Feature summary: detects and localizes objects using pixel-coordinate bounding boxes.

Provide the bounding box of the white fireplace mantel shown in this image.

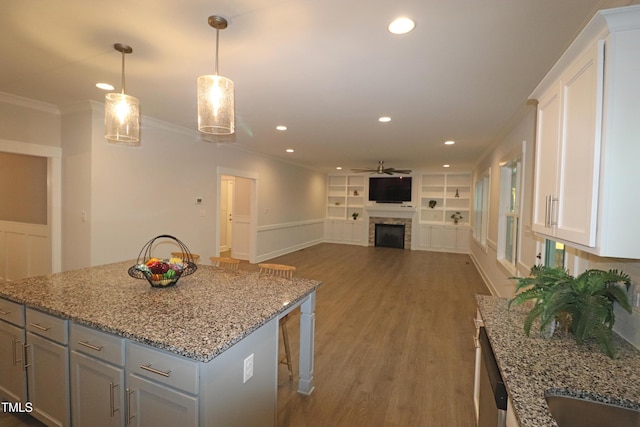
[365,204,417,219]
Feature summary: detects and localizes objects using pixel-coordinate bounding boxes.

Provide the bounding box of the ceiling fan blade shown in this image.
[351,168,376,173]
[393,169,412,174]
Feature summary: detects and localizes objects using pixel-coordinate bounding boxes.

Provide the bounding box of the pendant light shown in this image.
[197,15,235,135]
[105,43,140,145]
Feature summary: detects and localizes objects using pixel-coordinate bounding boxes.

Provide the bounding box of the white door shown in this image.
[219,178,234,253]
[231,177,251,260]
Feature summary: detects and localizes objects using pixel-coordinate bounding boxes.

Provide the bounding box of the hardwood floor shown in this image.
[268,243,490,426]
[0,243,490,427]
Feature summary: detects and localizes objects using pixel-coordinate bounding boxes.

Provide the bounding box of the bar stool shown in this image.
[258,263,296,381]
[171,252,200,263]
[209,256,241,270]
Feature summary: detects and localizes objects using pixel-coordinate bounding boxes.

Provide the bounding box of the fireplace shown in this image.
[368,216,412,249]
[375,224,405,249]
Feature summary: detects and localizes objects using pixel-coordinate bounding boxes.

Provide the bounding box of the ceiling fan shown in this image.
[351,161,412,175]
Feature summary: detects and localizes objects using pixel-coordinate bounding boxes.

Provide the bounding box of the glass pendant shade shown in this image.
[197,74,235,135]
[105,92,140,145]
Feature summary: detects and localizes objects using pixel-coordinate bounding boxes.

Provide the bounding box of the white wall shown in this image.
[470,106,538,297]
[1,94,326,273]
[58,102,326,267]
[471,104,640,349]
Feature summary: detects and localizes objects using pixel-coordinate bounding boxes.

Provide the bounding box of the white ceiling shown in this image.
[0,0,636,173]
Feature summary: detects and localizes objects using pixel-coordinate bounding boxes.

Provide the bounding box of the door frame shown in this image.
[215,167,258,264]
[0,139,62,273]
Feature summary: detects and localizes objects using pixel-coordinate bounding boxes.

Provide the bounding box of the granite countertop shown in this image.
[0,261,321,363]
[476,295,640,427]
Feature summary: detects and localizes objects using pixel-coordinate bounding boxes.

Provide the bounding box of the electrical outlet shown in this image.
[243,354,254,383]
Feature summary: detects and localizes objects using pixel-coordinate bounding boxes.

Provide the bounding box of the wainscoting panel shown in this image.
[257,219,324,263]
[0,221,51,281]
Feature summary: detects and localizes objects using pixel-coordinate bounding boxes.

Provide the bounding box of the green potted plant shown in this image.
[352,212,359,220]
[509,265,632,358]
[451,211,463,224]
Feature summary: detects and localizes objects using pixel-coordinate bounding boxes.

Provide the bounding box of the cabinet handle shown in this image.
[11,338,23,365]
[29,322,51,332]
[0,309,10,316]
[110,382,120,417]
[78,341,103,352]
[140,363,172,377]
[23,344,32,369]
[544,195,551,227]
[126,388,135,425]
[550,197,559,226]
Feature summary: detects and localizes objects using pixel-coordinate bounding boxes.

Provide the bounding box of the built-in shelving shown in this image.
[420,172,471,225]
[327,174,365,220]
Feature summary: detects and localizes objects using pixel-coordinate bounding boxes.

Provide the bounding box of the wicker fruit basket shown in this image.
[128,235,197,287]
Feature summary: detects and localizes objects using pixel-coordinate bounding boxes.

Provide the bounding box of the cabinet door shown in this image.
[532,83,562,235]
[0,321,27,403]
[71,351,124,427]
[26,331,70,427]
[126,373,198,427]
[555,41,604,247]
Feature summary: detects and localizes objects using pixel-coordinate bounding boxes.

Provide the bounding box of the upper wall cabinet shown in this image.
[530,5,640,259]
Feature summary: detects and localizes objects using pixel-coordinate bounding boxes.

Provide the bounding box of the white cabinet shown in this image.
[0,317,27,404]
[25,308,70,427]
[532,41,603,247]
[125,341,199,426]
[531,5,640,258]
[418,224,470,253]
[70,323,125,427]
[324,219,366,245]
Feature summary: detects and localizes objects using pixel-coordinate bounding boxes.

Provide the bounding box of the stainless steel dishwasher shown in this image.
[478,326,508,427]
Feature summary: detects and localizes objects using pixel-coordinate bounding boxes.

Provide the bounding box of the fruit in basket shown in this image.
[147,260,169,274]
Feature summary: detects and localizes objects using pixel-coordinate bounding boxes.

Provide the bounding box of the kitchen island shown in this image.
[476,295,640,427]
[0,261,321,427]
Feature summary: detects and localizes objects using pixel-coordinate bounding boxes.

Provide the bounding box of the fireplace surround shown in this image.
[368,216,412,249]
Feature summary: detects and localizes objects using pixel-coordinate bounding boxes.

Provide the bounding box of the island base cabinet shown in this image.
[0,320,27,404]
[25,331,70,427]
[126,374,198,427]
[71,351,125,427]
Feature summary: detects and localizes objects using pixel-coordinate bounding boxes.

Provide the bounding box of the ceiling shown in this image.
[0,0,635,173]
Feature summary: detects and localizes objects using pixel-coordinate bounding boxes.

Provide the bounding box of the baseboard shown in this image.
[468,251,501,297]
[256,239,324,263]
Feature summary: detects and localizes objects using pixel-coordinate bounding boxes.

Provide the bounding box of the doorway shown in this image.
[216,168,257,263]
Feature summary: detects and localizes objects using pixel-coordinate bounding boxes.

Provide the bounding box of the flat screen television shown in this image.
[368,177,412,203]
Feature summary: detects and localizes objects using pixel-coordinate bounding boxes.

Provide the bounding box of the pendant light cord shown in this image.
[214,27,220,76]
[121,50,126,95]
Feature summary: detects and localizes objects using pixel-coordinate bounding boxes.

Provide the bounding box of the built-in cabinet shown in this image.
[325,172,471,252]
[531,5,640,258]
[0,296,280,427]
[419,173,471,226]
[0,298,27,404]
[418,172,471,253]
[70,323,125,427]
[0,305,72,427]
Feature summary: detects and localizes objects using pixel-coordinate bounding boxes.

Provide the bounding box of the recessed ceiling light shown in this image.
[286,148,294,153]
[96,83,114,91]
[378,116,391,123]
[444,140,455,145]
[443,164,450,168]
[336,166,342,170]
[276,125,287,131]
[388,17,415,35]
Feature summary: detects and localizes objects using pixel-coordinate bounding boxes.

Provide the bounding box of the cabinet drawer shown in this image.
[26,308,68,345]
[126,341,199,394]
[0,298,25,327]
[70,322,125,366]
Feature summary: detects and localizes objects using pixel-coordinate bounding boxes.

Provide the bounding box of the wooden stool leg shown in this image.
[280,321,294,381]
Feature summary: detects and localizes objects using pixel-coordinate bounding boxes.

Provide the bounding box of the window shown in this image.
[498,158,522,273]
[473,169,490,250]
[544,239,566,269]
